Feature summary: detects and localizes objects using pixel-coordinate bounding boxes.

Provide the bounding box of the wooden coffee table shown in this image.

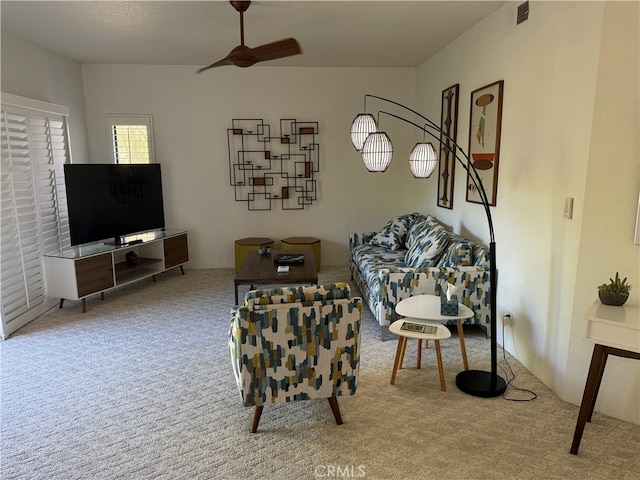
[234,249,318,304]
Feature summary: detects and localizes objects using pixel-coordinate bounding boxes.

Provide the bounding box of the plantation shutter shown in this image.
[0,93,71,339]
[106,115,154,164]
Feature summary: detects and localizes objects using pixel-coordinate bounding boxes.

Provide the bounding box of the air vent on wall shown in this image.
[517,1,529,25]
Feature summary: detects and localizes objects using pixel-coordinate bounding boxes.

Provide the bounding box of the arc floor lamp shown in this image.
[350,94,506,398]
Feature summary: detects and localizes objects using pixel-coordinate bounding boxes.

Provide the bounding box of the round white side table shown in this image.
[395,294,474,371]
[389,319,451,391]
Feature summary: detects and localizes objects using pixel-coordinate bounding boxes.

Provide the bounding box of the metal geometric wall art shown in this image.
[227,118,320,210]
[437,84,460,209]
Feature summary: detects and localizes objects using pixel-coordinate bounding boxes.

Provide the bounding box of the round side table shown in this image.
[389,319,452,391]
[395,295,474,371]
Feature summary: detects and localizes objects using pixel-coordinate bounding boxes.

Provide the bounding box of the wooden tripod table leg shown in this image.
[435,340,446,391]
[390,336,407,385]
[398,336,407,370]
[456,319,469,370]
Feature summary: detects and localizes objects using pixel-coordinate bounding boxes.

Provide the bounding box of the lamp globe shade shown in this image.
[408,142,437,178]
[350,114,377,151]
[362,132,393,172]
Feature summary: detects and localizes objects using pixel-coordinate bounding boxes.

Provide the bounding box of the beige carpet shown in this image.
[1,266,638,480]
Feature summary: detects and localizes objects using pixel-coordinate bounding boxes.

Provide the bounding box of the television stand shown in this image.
[44,230,189,312]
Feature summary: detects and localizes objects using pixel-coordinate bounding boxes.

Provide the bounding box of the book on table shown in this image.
[274,254,305,265]
[400,322,438,335]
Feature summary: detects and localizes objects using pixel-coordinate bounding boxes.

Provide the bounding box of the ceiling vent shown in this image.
[517,1,530,25]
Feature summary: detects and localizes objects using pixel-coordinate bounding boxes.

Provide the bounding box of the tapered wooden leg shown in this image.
[435,340,446,391]
[456,319,469,370]
[570,345,639,454]
[327,397,343,425]
[101,292,105,301]
[571,345,606,453]
[81,298,86,313]
[59,298,64,309]
[417,339,422,369]
[391,336,406,385]
[250,405,263,433]
[398,336,407,370]
[586,349,609,423]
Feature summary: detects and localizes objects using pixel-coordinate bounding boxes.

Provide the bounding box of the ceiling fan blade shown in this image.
[249,38,302,63]
[196,57,233,74]
[197,2,302,73]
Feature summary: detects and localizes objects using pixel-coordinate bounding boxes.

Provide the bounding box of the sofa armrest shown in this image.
[377,266,491,326]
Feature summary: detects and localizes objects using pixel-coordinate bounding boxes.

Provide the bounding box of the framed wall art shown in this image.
[635,191,640,244]
[466,80,504,206]
[437,84,459,209]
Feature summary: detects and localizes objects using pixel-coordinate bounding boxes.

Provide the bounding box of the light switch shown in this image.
[563,197,574,220]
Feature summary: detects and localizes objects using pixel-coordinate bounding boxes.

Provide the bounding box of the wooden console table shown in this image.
[570,300,639,455]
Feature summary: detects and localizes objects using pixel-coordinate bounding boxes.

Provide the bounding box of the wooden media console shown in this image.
[44,230,188,312]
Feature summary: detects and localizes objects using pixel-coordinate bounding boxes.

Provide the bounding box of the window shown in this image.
[1,93,71,338]
[106,115,154,164]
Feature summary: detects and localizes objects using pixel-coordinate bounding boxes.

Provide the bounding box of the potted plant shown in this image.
[598,272,632,306]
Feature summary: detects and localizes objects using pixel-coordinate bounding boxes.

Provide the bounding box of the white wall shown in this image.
[81,65,423,268]
[565,1,640,424]
[415,1,639,424]
[1,30,89,163]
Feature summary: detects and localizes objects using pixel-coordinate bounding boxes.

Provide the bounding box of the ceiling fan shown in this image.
[196,1,302,73]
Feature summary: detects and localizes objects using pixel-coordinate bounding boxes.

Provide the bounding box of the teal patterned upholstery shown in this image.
[370,212,422,250]
[350,214,491,339]
[243,283,352,307]
[404,221,451,268]
[473,244,491,267]
[440,233,474,267]
[229,283,363,431]
[404,214,433,248]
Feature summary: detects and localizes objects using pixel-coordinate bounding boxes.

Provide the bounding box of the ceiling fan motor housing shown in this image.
[230,1,251,13]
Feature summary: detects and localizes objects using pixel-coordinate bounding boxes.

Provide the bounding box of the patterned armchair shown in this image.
[228,283,363,433]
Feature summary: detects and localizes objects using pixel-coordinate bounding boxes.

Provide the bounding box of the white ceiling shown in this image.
[1,1,507,69]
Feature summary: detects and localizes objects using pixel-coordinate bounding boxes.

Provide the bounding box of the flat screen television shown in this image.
[64,163,165,246]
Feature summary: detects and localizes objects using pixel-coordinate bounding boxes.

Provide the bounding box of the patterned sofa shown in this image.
[349,212,491,340]
[229,283,363,432]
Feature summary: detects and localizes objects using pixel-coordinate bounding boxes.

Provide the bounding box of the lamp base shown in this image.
[456,370,507,398]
